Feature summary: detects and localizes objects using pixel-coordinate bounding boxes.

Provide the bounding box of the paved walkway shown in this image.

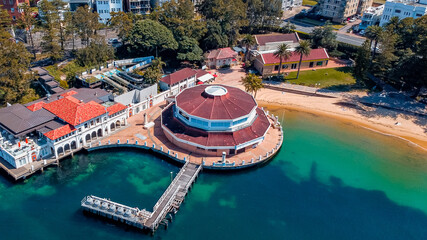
[96,102,282,167]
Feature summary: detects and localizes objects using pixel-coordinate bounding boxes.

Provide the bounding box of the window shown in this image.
[84,123,88,128]
[291,63,297,69]
[191,118,209,127]
[233,117,247,126]
[79,128,82,132]
[211,121,230,128]
[274,65,279,71]
[395,9,401,13]
[282,64,287,69]
[96,118,100,124]
[317,61,323,66]
[416,13,422,17]
[309,62,314,68]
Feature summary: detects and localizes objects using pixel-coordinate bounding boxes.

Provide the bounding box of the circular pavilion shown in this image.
[161,85,271,157]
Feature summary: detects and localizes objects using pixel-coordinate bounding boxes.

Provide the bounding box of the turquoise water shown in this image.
[1,108,427,239]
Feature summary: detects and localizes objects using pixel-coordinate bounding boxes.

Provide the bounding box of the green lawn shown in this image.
[296,17,324,26]
[373,0,386,4]
[284,67,356,89]
[303,0,318,6]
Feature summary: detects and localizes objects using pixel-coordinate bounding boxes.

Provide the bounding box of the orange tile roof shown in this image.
[44,124,76,140]
[27,101,46,111]
[43,96,107,126]
[107,103,127,116]
[206,48,238,60]
[61,90,78,97]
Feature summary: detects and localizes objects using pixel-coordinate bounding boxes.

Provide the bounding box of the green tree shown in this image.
[177,36,204,62]
[199,0,247,46]
[143,67,162,84]
[64,11,78,51]
[240,73,263,98]
[0,8,38,105]
[373,30,397,78]
[18,3,37,58]
[353,40,371,85]
[152,57,166,73]
[73,5,100,46]
[365,25,383,58]
[157,0,206,41]
[241,34,255,62]
[281,21,296,33]
[246,0,282,32]
[310,21,337,50]
[273,43,292,75]
[127,19,178,56]
[202,19,228,50]
[75,40,115,67]
[109,11,133,40]
[295,40,311,79]
[39,0,63,60]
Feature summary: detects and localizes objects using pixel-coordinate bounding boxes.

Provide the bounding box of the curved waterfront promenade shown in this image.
[87,102,283,170]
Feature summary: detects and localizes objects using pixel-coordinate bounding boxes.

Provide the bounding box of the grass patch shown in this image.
[284,67,356,89]
[373,0,386,4]
[332,24,346,30]
[45,61,87,88]
[303,0,318,6]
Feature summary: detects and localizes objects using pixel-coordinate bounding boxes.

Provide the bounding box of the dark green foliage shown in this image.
[353,40,371,85]
[310,21,338,51]
[127,19,178,56]
[337,42,360,59]
[177,37,204,62]
[75,41,115,67]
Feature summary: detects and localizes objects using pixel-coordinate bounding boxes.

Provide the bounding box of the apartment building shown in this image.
[96,0,122,23]
[358,5,384,30]
[282,0,302,10]
[317,0,373,22]
[379,0,427,26]
[123,0,150,14]
[1,0,29,21]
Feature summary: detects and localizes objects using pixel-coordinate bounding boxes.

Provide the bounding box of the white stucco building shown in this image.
[282,0,302,10]
[379,0,427,26]
[358,5,384,30]
[96,0,123,24]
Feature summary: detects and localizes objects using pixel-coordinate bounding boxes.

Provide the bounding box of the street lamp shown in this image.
[170,171,174,183]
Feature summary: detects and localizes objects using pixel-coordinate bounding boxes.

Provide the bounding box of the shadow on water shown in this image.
[244,160,427,240]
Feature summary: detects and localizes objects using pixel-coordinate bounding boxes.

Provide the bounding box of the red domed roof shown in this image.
[175,85,257,120]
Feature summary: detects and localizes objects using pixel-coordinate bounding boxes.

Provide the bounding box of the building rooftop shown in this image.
[259,48,329,64]
[107,103,127,116]
[160,68,197,86]
[44,124,76,140]
[162,106,270,146]
[206,48,238,60]
[175,85,257,120]
[25,88,111,106]
[0,104,55,137]
[255,33,299,46]
[43,96,107,126]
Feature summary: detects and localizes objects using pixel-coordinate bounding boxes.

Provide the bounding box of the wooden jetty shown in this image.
[81,161,202,233]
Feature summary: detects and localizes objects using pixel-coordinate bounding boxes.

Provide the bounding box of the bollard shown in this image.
[233,162,235,166]
[175,153,178,158]
[144,141,147,146]
[152,143,155,149]
[99,141,101,146]
[168,150,170,155]
[127,139,129,144]
[108,140,111,145]
[251,159,254,163]
[222,152,226,162]
[43,160,47,165]
[135,140,138,145]
[184,157,186,161]
[160,146,163,151]
[259,155,262,161]
[89,143,92,148]
[242,160,245,165]
[31,165,34,172]
[117,139,120,144]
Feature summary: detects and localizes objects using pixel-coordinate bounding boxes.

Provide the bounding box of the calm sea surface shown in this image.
[1,108,427,240]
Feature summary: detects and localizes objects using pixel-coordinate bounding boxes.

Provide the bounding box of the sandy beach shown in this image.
[212,66,427,151]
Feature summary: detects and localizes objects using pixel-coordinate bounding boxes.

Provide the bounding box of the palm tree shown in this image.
[152,57,166,74]
[241,34,255,62]
[240,73,263,99]
[295,40,311,79]
[273,43,292,75]
[365,25,383,58]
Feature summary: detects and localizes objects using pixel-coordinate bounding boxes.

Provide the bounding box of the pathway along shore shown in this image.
[212,66,427,151]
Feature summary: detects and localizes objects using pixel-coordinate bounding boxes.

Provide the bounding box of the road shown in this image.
[282,21,366,46]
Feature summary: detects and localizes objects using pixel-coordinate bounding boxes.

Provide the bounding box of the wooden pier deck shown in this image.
[81,161,202,233]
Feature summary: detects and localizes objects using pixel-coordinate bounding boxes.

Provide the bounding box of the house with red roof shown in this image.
[205,48,238,69]
[254,33,300,52]
[159,68,198,93]
[0,88,129,169]
[254,48,330,76]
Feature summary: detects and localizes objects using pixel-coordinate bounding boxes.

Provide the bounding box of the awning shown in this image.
[197,73,215,82]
